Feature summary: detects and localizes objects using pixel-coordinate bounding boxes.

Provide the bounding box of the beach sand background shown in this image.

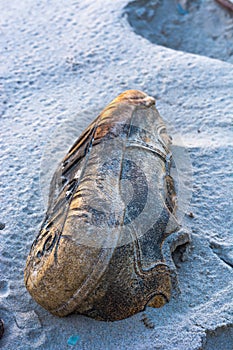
[0,0,232,349]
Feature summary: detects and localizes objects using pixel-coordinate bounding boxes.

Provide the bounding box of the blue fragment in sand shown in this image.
[67,335,80,346]
[176,4,188,15]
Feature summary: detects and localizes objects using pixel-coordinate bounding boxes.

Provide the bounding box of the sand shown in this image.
[0,0,232,349]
